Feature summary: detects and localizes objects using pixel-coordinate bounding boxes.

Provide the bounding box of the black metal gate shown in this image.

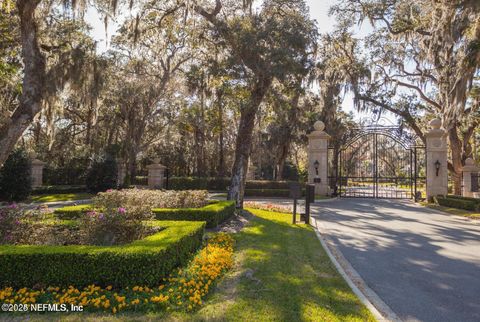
[328,126,425,200]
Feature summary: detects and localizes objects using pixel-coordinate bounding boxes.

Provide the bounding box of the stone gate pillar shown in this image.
[307,121,330,196]
[147,158,166,189]
[426,118,448,199]
[116,158,127,187]
[462,158,479,198]
[31,157,46,188]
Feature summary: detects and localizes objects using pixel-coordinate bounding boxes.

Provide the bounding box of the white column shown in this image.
[425,118,448,199]
[147,158,166,189]
[31,158,46,188]
[462,158,479,198]
[307,121,330,196]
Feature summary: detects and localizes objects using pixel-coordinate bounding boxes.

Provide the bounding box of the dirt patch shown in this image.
[208,210,253,234]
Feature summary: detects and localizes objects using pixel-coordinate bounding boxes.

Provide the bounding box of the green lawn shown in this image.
[421,202,480,219]
[29,192,93,203]
[5,208,375,321]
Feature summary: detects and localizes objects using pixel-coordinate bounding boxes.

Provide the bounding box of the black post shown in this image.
[293,198,297,224]
[305,184,315,225]
[165,168,169,190]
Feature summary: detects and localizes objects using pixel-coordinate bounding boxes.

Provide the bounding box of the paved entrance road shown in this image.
[311,198,480,322]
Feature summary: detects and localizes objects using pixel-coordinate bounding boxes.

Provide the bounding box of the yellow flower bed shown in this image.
[0,233,234,314]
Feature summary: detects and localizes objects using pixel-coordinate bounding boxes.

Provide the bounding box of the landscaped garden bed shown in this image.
[0,220,205,288]
[53,189,236,228]
[153,201,235,228]
[0,233,233,314]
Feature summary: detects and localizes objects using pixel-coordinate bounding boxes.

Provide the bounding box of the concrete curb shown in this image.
[311,216,402,322]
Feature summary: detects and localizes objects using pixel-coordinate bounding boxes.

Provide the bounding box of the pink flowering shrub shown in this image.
[0,204,23,244]
[80,207,153,246]
[84,189,208,245]
[93,189,208,213]
[243,201,292,213]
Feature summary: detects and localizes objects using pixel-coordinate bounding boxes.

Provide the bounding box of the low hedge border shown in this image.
[53,204,94,219]
[33,185,87,195]
[153,201,236,228]
[446,195,480,204]
[0,221,205,288]
[244,189,291,198]
[166,177,303,191]
[53,201,236,228]
[434,196,480,211]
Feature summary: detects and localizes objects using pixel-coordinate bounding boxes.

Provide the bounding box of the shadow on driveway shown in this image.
[312,198,480,322]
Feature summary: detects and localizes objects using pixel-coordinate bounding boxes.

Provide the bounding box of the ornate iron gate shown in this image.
[329,126,425,200]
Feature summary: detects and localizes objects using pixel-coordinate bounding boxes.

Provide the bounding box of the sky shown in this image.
[84,0,379,122]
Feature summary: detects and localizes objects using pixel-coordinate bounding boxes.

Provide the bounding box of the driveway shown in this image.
[311,198,480,322]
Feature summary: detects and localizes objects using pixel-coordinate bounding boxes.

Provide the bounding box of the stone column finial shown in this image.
[147,159,166,189]
[425,118,448,199]
[31,158,46,188]
[462,158,479,198]
[307,120,330,196]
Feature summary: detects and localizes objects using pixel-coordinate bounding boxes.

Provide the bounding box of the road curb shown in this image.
[311,216,402,322]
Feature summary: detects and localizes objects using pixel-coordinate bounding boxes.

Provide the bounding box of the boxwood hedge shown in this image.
[0,221,205,288]
[152,201,235,228]
[434,196,480,211]
[53,204,94,219]
[54,201,236,227]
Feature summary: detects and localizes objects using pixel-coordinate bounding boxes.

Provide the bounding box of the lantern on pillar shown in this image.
[435,160,441,177]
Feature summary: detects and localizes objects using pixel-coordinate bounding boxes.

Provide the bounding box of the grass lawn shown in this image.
[29,192,93,203]
[421,202,480,219]
[5,208,375,321]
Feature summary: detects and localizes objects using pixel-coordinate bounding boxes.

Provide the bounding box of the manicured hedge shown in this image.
[54,201,236,227]
[245,180,300,190]
[152,201,235,228]
[0,221,205,288]
[168,177,230,191]
[53,204,93,219]
[244,189,291,197]
[167,177,303,192]
[33,185,87,195]
[446,195,480,204]
[435,196,480,211]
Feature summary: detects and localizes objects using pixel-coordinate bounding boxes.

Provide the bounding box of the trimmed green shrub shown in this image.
[245,180,299,190]
[33,185,87,195]
[86,157,118,193]
[168,177,230,191]
[0,149,32,201]
[446,195,480,204]
[244,189,291,198]
[0,221,205,288]
[153,201,235,228]
[167,177,302,192]
[54,200,235,227]
[54,204,93,219]
[435,196,479,211]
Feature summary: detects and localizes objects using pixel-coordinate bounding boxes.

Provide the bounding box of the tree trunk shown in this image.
[448,127,464,195]
[274,91,300,181]
[275,143,288,181]
[228,76,272,207]
[217,89,225,177]
[0,0,45,166]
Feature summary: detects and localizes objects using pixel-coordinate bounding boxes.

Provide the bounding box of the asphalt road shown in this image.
[311,198,480,322]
